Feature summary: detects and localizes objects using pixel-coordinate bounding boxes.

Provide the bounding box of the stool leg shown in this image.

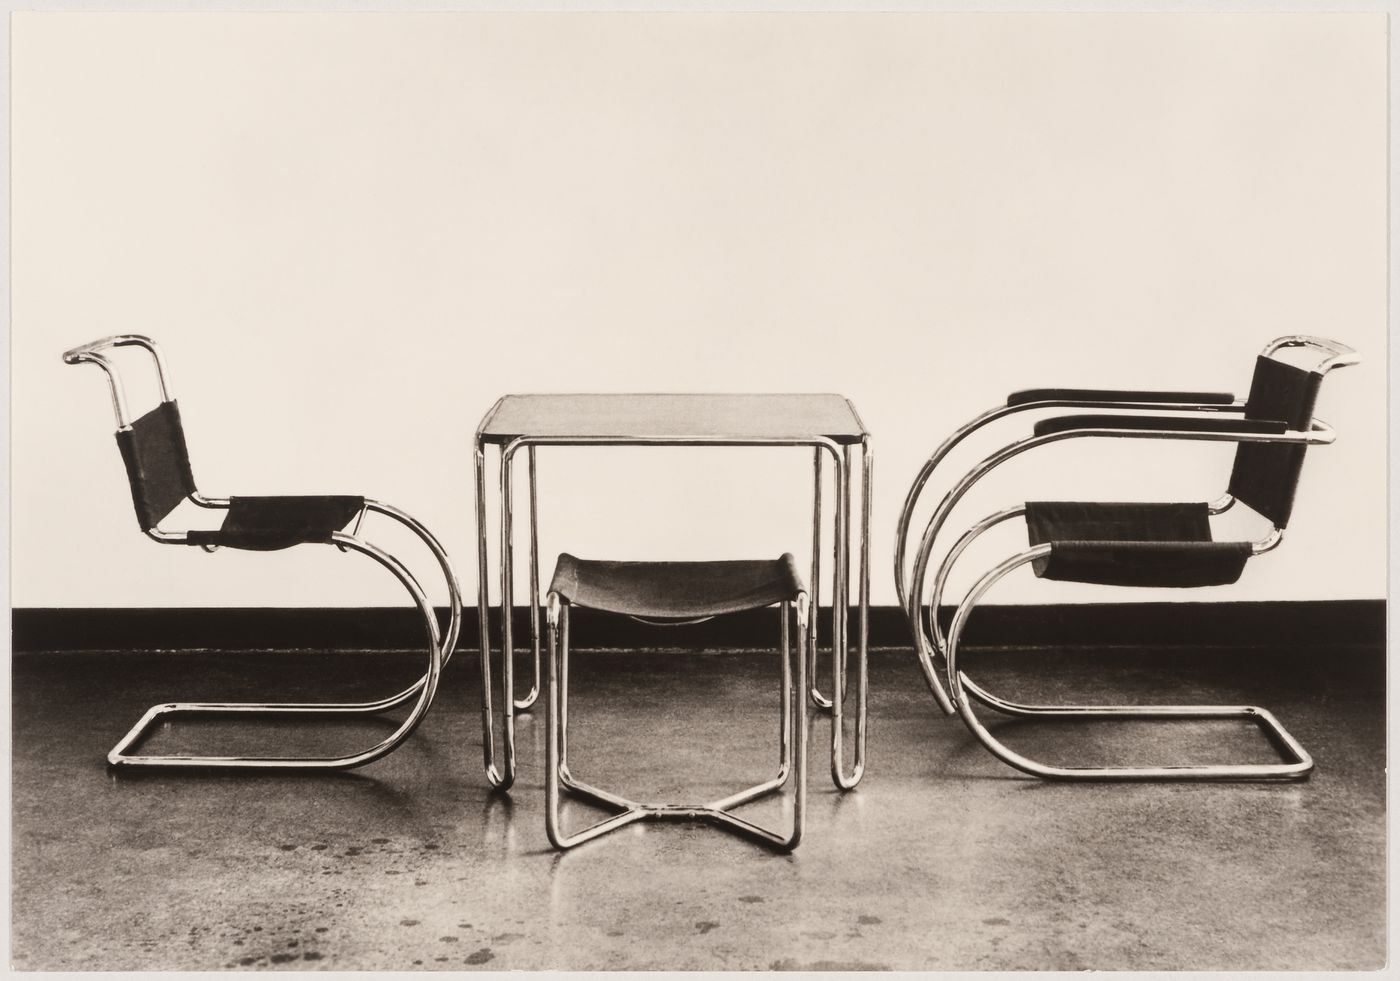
[795,592,809,841]
[553,603,635,814]
[709,600,795,811]
[545,595,563,846]
[558,592,571,781]
[544,593,808,851]
[778,597,793,782]
[701,595,806,850]
[546,595,646,849]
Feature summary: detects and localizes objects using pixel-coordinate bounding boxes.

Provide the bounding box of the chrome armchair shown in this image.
[64,335,462,770]
[896,335,1358,780]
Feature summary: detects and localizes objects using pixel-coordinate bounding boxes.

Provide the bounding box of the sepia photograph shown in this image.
[5,3,1390,973]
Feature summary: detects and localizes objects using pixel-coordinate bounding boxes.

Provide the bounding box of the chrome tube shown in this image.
[106,534,443,770]
[893,398,1250,626]
[498,441,520,780]
[920,505,1026,706]
[70,352,132,429]
[486,432,850,805]
[894,404,1021,618]
[1207,493,1236,515]
[709,598,794,811]
[1251,526,1285,555]
[558,592,573,787]
[62,334,179,426]
[1261,335,1360,373]
[474,445,514,790]
[364,499,463,667]
[517,445,543,711]
[906,418,1338,713]
[831,439,870,790]
[943,545,1313,780]
[809,448,831,709]
[544,592,807,852]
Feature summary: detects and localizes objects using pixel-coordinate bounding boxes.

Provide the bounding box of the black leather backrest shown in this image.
[1227,356,1324,528]
[114,400,195,531]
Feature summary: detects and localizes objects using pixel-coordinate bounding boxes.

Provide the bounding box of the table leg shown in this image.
[517,445,542,711]
[831,438,869,790]
[830,445,847,786]
[498,445,521,776]
[809,447,832,709]
[856,438,871,774]
[475,442,515,790]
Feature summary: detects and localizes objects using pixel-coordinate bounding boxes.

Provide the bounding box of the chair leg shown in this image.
[944,547,1315,781]
[107,534,444,771]
[545,593,808,851]
[364,499,463,669]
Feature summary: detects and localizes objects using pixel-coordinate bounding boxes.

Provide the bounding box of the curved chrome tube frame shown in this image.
[473,423,869,795]
[904,418,1330,713]
[544,591,808,851]
[898,335,1357,779]
[66,336,462,770]
[107,531,447,770]
[940,546,1313,780]
[894,333,1356,717]
[894,398,1250,715]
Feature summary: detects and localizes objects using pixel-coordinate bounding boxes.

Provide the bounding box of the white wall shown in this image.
[11,12,1387,610]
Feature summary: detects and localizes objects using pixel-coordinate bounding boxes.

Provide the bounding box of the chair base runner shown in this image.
[942,545,1316,782]
[106,683,435,771]
[955,672,1315,781]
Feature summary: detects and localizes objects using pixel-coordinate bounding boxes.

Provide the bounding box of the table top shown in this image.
[477,394,866,445]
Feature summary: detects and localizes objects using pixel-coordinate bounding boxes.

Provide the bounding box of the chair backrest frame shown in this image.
[63,334,174,429]
[1227,335,1358,529]
[64,335,203,539]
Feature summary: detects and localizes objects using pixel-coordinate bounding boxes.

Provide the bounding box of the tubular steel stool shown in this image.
[896,335,1358,780]
[64,335,462,770]
[544,553,809,851]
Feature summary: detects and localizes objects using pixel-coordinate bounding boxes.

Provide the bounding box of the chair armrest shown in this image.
[1006,388,1237,408]
[1032,414,1290,438]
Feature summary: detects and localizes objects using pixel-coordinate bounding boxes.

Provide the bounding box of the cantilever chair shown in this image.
[64,335,462,770]
[544,554,809,851]
[895,335,1358,780]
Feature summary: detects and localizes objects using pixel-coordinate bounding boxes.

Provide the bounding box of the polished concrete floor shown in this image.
[9,641,1386,971]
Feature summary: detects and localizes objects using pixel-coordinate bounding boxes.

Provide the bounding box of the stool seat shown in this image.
[549,553,803,619]
[544,550,810,851]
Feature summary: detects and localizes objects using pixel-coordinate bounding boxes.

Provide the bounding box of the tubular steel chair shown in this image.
[895,335,1358,780]
[64,335,462,770]
[544,554,809,851]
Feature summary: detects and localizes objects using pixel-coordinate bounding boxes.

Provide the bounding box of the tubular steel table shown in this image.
[473,393,870,795]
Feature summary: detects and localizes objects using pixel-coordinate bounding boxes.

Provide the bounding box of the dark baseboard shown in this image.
[9,600,1385,653]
